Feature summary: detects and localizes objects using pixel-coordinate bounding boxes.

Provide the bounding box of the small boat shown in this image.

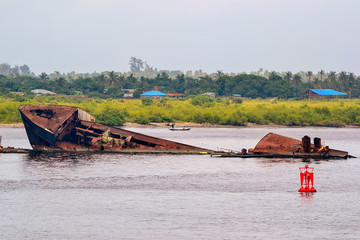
[169,127,191,131]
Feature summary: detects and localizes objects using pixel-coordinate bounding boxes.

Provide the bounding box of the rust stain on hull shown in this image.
[19,105,210,153]
[211,132,350,159]
[248,132,348,158]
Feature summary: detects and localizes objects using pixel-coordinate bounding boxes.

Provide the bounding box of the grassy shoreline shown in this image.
[1,122,360,129]
[1,96,360,127]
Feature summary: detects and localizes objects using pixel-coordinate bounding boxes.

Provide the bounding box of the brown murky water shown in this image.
[1,127,359,239]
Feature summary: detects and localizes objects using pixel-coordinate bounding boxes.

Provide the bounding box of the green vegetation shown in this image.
[190,96,215,107]
[1,61,360,99]
[1,96,360,127]
[141,98,154,106]
[1,60,360,127]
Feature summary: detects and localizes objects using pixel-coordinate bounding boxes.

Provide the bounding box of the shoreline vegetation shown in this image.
[1,96,360,128]
[2,123,360,129]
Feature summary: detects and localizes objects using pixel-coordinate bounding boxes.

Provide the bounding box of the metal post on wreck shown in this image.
[302,135,311,153]
[298,164,317,192]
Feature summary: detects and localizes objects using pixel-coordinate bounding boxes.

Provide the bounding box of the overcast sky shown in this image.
[1,0,359,74]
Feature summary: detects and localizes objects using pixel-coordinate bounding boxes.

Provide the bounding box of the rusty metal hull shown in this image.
[211,151,349,159]
[246,132,349,159]
[19,105,211,153]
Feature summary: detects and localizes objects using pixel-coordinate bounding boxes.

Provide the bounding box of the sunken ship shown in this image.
[19,105,210,154]
[212,132,350,159]
[248,133,349,158]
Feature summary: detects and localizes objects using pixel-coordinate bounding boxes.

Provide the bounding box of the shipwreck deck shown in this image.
[0,147,211,155]
[210,151,353,159]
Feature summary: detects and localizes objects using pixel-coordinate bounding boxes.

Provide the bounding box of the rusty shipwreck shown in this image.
[18,105,210,154]
[212,133,350,159]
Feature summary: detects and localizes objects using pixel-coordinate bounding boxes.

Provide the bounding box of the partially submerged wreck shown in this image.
[249,133,349,158]
[18,105,210,154]
[212,132,350,159]
[11,105,351,159]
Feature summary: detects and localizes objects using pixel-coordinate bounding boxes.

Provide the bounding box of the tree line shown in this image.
[1,61,360,99]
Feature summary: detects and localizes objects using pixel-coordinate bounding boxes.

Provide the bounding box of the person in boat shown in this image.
[171,123,175,128]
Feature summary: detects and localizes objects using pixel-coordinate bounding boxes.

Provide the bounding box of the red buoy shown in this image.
[298,164,317,192]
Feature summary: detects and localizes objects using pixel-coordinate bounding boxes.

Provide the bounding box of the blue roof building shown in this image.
[140,91,167,99]
[302,89,347,99]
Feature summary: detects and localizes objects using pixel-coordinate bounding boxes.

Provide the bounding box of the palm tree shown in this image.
[284,71,292,83]
[319,70,325,81]
[293,74,302,86]
[348,72,356,88]
[313,77,321,89]
[118,74,126,88]
[326,71,337,90]
[97,73,106,85]
[348,72,355,98]
[338,71,347,92]
[215,70,223,80]
[306,71,313,82]
[268,71,280,81]
[38,72,49,88]
[108,71,117,87]
[55,77,67,89]
[39,72,48,82]
[328,71,336,83]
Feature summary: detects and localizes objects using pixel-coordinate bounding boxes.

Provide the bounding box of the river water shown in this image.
[0,127,359,240]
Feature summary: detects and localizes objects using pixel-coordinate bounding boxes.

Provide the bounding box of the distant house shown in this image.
[167,93,185,98]
[123,93,134,99]
[201,92,216,98]
[122,89,135,99]
[123,89,136,94]
[140,91,167,100]
[31,89,56,95]
[301,89,347,99]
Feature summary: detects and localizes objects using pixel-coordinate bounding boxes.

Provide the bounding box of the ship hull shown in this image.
[20,110,57,148]
[211,132,350,159]
[18,105,211,154]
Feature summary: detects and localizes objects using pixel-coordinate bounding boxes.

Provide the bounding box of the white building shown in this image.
[31,89,56,95]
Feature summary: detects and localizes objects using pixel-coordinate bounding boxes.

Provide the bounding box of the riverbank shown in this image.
[1,97,360,127]
[0,123,280,128]
[3,122,358,129]
[123,122,360,128]
[0,123,24,128]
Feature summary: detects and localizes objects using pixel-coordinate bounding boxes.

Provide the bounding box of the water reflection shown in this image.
[257,158,339,167]
[19,152,103,180]
[259,158,299,164]
[23,152,101,165]
[299,192,316,200]
[19,152,150,182]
